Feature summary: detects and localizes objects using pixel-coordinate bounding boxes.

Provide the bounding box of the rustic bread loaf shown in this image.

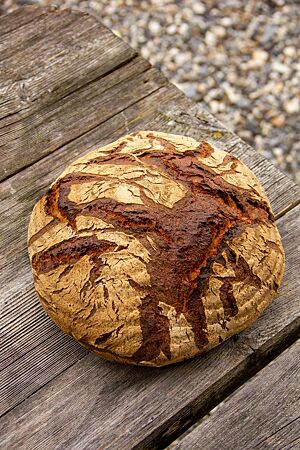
[28,131,285,367]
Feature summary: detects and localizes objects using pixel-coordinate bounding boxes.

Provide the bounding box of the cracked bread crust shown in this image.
[28,131,285,366]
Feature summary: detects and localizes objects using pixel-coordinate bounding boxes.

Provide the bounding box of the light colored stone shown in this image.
[166,24,177,35]
[272,61,290,75]
[283,46,297,57]
[192,2,206,14]
[284,97,300,114]
[252,49,269,65]
[148,20,161,35]
[174,52,190,66]
[205,31,217,47]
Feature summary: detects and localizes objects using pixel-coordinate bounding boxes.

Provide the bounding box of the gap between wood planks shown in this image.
[0,55,149,182]
[0,78,163,187]
[1,8,299,446]
[168,340,300,450]
[0,204,299,446]
[275,198,300,219]
[155,330,300,450]
[0,91,299,414]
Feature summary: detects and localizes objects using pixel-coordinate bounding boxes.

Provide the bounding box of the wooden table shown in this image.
[0,7,299,450]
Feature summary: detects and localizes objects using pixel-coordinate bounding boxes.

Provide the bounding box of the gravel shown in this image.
[2,0,299,183]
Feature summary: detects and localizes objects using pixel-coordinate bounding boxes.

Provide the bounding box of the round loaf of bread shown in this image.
[28,131,285,367]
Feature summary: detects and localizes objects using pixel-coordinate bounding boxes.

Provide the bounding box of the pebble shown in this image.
[174,53,190,66]
[209,100,222,114]
[176,83,197,98]
[283,46,297,57]
[211,25,226,39]
[3,0,299,184]
[220,17,233,27]
[205,31,217,47]
[271,115,285,127]
[252,49,269,66]
[192,3,206,15]
[148,20,160,35]
[221,82,240,104]
[272,62,290,75]
[284,98,300,115]
[166,24,177,35]
[260,25,276,44]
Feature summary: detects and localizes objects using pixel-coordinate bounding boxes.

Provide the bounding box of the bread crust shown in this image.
[28,131,285,366]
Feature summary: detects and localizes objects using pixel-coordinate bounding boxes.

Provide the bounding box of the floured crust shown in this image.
[28,131,285,366]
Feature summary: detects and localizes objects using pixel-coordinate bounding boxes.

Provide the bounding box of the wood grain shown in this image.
[0,6,137,180]
[0,87,180,373]
[0,6,46,37]
[0,89,298,375]
[145,99,300,216]
[0,6,299,449]
[0,67,299,415]
[0,205,299,448]
[170,339,300,450]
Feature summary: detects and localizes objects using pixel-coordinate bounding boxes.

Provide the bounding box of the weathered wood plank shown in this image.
[0,7,299,449]
[0,205,298,449]
[0,81,299,414]
[0,8,133,114]
[0,332,87,418]
[170,340,300,450]
[0,87,180,373]
[0,6,46,37]
[1,57,165,180]
[145,99,300,215]
[0,6,137,179]
[261,421,300,450]
[0,8,79,60]
[0,87,299,375]
[0,87,175,368]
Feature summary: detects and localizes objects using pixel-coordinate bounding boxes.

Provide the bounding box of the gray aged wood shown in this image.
[0,6,299,450]
[171,340,300,450]
[0,6,46,36]
[0,6,137,180]
[1,90,299,414]
[1,205,299,449]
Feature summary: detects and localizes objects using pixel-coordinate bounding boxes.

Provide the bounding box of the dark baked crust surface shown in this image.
[28,131,285,366]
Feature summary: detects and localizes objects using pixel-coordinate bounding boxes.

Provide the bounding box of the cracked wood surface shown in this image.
[0,6,299,449]
[171,339,300,450]
[0,6,138,181]
[1,204,299,449]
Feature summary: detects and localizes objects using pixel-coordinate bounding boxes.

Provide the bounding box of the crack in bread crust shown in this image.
[28,131,285,366]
